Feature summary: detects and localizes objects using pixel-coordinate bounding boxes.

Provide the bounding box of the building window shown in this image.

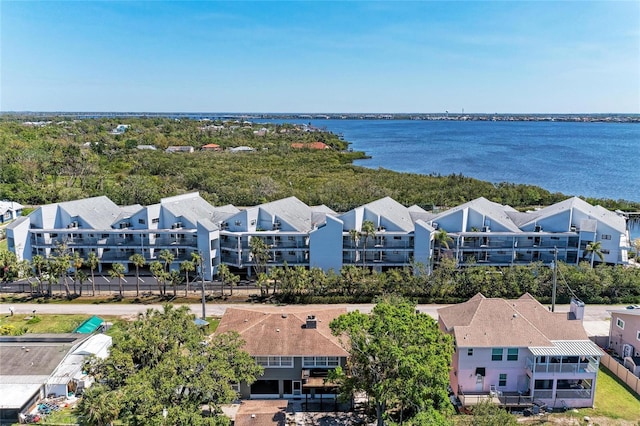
[617,318,625,329]
[303,356,339,368]
[152,218,159,224]
[507,348,518,361]
[637,331,640,341]
[499,374,507,387]
[235,221,242,226]
[467,349,473,356]
[138,219,146,224]
[601,234,611,240]
[254,356,293,368]
[602,249,610,255]
[492,348,503,361]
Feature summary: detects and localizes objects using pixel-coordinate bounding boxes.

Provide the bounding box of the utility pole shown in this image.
[199,252,206,320]
[551,247,558,312]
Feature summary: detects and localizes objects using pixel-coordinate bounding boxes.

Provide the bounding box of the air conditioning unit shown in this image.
[623,344,634,358]
[534,225,542,232]
[482,226,490,232]
[432,222,439,230]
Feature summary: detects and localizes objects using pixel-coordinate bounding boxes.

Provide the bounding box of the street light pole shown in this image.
[551,247,558,312]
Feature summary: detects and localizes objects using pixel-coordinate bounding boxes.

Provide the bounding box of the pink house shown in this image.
[438,294,602,410]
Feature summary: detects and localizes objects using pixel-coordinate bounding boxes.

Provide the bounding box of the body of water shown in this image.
[262,119,639,203]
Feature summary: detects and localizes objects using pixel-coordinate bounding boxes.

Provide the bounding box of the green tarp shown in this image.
[74,315,104,334]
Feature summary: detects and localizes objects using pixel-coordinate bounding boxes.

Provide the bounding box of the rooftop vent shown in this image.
[306,315,317,329]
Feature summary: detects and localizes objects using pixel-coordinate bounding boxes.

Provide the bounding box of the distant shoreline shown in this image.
[1,111,639,123]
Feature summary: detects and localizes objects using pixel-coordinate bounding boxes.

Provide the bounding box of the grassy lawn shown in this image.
[542,366,640,424]
[0,313,126,334]
[39,407,78,425]
[578,366,640,420]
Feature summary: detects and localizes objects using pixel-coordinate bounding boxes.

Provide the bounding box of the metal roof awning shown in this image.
[529,340,604,357]
[73,316,104,334]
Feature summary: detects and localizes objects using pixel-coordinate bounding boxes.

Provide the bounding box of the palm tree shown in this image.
[51,242,73,297]
[158,249,174,295]
[76,270,88,297]
[434,228,454,264]
[76,385,121,426]
[582,240,604,267]
[180,260,195,296]
[129,253,146,297]
[168,269,183,297]
[31,255,45,295]
[249,237,269,278]
[109,263,126,298]
[218,263,230,297]
[360,220,376,267]
[150,260,165,295]
[87,251,99,296]
[72,251,83,295]
[349,229,360,263]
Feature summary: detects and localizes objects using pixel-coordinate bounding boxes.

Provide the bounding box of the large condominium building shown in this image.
[6,193,630,279]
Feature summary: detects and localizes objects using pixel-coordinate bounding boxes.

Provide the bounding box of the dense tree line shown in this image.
[2,117,638,211]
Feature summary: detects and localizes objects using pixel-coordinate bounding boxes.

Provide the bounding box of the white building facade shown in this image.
[6,193,630,279]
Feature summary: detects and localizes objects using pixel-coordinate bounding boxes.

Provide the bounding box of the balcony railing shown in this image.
[527,358,598,374]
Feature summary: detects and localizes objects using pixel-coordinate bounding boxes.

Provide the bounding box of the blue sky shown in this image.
[1,1,639,113]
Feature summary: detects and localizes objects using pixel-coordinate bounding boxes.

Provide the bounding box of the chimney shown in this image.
[306,315,317,329]
[570,298,585,321]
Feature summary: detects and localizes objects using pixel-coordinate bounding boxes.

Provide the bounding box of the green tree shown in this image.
[72,251,84,295]
[168,269,183,297]
[218,263,239,297]
[582,240,604,267]
[81,305,262,425]
[87,251,99,296]
[150,260,165,296]
[158,249,175,294]
[109,263,126,298]
[360,220,376,267]
[52,242,72,297]
[329,297,454,426]
[249,237,269,279]
[31,254,46,295]
[180,259,195,296]
[76,385,121,426]
[349,229,360,263]
[434,228,454,264]
[458,399,517,426]
[129,253,146,297]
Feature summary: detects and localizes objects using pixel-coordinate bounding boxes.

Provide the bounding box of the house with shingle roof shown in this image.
[215,306,348,399]
[0,201,23,224]
[438,293,602,409]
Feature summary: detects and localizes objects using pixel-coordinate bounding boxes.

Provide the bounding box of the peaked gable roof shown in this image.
[58,196,122,229]
[160,192,220,227]
[438,293,589,348]
[433,197,522,232]
[360,196,416,232]
[523,197,626,233]
[259,197,313,232]
[215,306,348,357]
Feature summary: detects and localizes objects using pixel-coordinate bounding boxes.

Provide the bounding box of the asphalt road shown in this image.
[0,300,622,336]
